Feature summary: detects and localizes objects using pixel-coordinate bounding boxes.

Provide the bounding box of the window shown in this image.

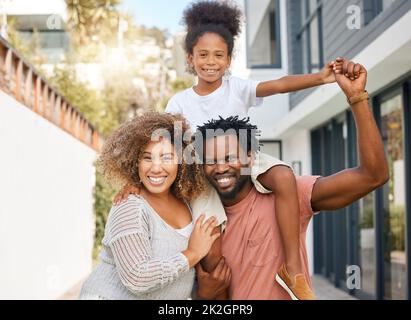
[311,115,349,286]
[245,0,281,68]
[359,192,377,297]
[364,0,397,25]
[312,78,411,299]
[259,140,282,159]
[379,92,407,300]
[297,0,323,74]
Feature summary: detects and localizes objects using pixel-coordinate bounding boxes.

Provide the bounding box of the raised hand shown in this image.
[320,57,356,84]
[333,57,367,98]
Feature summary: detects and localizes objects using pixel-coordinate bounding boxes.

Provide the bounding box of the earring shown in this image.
[186,63,196,75]
[224,68,232,78]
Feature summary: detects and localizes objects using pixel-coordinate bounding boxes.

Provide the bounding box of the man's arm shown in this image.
[201,227,222,271]
[311,61,389,212]
[197,226,229,300]
[196,258,231,300]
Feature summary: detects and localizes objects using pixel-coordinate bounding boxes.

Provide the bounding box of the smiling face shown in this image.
[203,134,253,205]
[188,32,231,87]
[138,139,178,196]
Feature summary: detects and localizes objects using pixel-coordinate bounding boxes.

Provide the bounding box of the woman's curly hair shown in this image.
[98,112,206,202]
[182,0,243,57]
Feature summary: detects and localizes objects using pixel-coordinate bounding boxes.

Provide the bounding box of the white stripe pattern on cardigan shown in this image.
[79,195,195,300]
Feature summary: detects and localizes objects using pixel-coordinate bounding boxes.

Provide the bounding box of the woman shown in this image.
[79,112,221,300]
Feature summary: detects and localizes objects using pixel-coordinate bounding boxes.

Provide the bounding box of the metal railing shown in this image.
[0,36,102,151]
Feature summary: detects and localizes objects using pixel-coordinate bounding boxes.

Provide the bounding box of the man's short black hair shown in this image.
[194,116,261,160]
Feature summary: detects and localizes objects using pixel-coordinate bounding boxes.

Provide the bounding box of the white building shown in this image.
[1,0,69,63]
[233,0,411,300]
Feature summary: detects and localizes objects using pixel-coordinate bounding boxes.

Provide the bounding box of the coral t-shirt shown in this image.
[222,176,320,300]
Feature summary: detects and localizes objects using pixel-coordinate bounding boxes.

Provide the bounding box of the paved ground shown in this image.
[60,275,358,300]
[59,280,84,300]
[312,275,358,300]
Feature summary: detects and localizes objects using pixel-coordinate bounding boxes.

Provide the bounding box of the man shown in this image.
[195,60,389,299]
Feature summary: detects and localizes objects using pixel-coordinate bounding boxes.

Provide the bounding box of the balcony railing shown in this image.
[0,36,102,151]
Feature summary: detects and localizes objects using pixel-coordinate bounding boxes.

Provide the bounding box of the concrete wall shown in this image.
[281,129,314,274]
[0,90,96,299]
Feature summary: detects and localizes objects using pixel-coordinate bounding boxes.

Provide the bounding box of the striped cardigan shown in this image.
[79,195,195,300]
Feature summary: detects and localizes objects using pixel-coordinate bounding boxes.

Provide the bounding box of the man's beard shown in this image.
[207,174,250,200]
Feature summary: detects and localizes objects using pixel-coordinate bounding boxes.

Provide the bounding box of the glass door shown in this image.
[347,110,377,299]
[379,91,407,300]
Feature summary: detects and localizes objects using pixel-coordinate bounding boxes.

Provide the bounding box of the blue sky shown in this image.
[121,0,193,34]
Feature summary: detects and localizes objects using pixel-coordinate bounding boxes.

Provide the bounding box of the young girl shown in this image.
[115,1,348,300]
[79,112,223,300]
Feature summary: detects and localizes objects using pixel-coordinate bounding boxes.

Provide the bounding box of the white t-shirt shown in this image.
[165,76,263,131]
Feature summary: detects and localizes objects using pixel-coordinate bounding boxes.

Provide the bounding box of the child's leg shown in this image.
[252,153,302,274]
[253,153,316,299]
[269,166,302,276]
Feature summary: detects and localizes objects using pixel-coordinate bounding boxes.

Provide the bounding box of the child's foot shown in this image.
[275,263,316,300]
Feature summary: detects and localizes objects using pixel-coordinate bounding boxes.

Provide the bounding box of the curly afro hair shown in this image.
[182,0,243,56]
[98,112,206,202]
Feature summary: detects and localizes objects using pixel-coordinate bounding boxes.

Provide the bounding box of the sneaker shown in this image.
[275,263,316,300]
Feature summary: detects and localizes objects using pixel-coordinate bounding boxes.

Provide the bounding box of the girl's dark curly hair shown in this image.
[183,0,243,57]
[98,112,206,202]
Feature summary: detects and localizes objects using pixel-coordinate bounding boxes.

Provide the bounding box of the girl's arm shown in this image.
[256,59,344,97]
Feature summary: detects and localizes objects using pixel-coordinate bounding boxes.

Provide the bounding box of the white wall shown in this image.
[247,1,273,66]
[0,90,96,299]
[282,129,315,274]
[246,0,271,47]
[282,130,311,176]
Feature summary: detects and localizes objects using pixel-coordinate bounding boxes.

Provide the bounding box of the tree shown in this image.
[93,168,117,260]
[65,0,121,46]
[48,66,106,131]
